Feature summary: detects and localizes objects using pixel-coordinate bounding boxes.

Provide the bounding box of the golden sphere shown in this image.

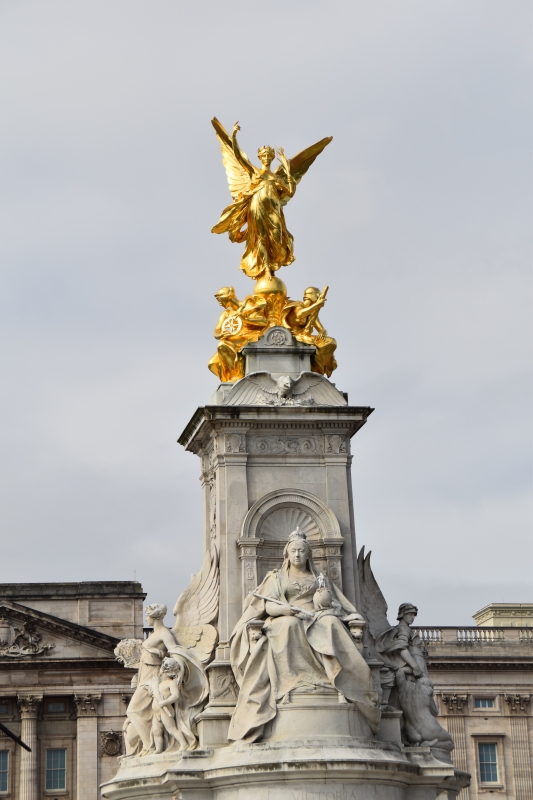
[254,275,287,297]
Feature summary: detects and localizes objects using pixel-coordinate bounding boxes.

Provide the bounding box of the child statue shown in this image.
[144,657,197,753]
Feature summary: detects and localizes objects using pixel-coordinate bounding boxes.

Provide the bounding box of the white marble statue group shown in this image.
[115,528,452,756]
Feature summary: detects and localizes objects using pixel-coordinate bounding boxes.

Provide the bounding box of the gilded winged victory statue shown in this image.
[208,119,338,381]
[211,118,332,281]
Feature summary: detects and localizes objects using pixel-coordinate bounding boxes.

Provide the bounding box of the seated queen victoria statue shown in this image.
[228,529,379,742]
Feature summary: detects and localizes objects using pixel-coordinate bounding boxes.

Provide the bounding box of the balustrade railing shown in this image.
[455,627,504,641]
[416,626,533,644]
[416,628,442,642]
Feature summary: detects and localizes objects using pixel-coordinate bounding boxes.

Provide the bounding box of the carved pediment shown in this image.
[0,601,119,660]
[0,614,54,658]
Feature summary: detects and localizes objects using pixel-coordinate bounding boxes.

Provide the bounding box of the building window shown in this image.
[46,749,66,790]
[474,698,494,709]
[478,742,498,783]
[0,751,8,792]
[47,702,65,713]
[0,706,7,716]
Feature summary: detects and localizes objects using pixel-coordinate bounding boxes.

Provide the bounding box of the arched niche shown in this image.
[237,489,344,606]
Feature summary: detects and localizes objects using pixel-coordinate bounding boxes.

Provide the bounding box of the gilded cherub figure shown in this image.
[283,286,338,377]
[211,118,332,281]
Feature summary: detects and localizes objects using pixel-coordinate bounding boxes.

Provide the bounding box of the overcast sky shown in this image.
[0,1,531,626]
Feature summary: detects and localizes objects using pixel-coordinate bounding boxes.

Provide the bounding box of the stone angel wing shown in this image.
[275,136,333,203]
[357,547,391,656]
[290,372,325,396]
[212,117,254,200]
[172,545,219,664]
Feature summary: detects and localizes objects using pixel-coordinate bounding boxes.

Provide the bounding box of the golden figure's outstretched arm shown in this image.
[230,123,254,176]
[211,117,254,199]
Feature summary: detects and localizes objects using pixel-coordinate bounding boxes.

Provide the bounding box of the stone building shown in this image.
[419,609,533,799]
[0,581,144,800]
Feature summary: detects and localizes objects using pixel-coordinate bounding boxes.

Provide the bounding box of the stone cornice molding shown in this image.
[17,694,43,718]
[179,406,373,451]
[504,694,530,713]
[74,693,102,717]
[0,600,119,653]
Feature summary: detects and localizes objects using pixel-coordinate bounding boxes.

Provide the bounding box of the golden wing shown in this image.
[212,117,254,200]
[276,136,333,185]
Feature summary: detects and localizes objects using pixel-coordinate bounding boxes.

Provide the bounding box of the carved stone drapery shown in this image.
[74,693,102,717]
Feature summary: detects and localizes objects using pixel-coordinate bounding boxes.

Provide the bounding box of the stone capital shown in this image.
[74,693,102,717]
[505,693,530,713]
[17,694,43,719]
[441,693,468,713]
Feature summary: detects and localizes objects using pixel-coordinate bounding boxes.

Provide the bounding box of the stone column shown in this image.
[17,694,43,800]
[74,693,101,800]
[506,695,533,800]
[441,695,470,800]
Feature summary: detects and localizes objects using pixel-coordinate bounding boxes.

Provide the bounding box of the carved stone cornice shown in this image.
[441,694,468,713]
[74,693,101,717]
[504,694,530,713]
[17,694,43,719]
[0,601,118,653]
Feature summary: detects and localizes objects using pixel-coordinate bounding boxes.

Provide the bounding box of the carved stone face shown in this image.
[287,541,309,567]
[402,611,417,625]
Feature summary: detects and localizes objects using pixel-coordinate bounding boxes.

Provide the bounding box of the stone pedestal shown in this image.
[102,738,468,800]
[102,332,469,799]
[17,695,42,800]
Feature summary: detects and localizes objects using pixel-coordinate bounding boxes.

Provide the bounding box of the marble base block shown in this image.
[102,737,468,800]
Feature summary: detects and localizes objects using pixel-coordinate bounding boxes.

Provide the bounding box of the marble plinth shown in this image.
[101,737,468,800]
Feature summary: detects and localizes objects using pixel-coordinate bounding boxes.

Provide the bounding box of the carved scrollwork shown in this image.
[225,433,246,453]
[17,695,43,718]
[325,434,347,454]
[74,693,102,717]
[250,436,323,455]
